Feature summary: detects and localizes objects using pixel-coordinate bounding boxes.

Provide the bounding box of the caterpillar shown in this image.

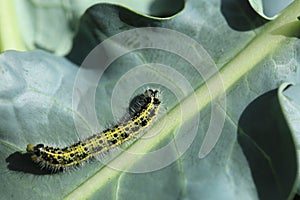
[26,89,161,172]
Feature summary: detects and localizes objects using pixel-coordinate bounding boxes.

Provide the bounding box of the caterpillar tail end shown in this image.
[26,144,35,153]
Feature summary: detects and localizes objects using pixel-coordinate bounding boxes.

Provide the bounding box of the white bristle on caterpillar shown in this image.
[26,89,161,172]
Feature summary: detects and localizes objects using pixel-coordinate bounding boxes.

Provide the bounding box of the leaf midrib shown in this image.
[64,1,300,199]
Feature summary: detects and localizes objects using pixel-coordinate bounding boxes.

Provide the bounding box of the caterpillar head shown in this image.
[129,89,160,117]
[145,89,160,105]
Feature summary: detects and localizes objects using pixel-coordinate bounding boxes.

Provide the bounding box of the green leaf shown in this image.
[1,0,300,199]
[0,1,26,51]
[278,83,300,193]
[248,0,294,20]
[238,83,298,200]
[0,0,183,54]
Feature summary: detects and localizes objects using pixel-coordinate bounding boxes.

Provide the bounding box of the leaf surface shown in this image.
[0,0,300,199]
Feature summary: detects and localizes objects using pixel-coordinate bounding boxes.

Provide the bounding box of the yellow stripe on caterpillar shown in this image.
[26,89,161,172]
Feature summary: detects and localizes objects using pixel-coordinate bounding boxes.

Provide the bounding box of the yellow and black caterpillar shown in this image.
[26,89,161,171]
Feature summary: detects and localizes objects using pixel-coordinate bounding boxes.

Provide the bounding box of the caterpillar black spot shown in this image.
[26,89,161,172]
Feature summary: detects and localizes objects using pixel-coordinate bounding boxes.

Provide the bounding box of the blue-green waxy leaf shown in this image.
[0,0,184,54]
[238,86,298,200]
[248,0,294,20]
[1,0,300,199]
[278,83,300,194]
